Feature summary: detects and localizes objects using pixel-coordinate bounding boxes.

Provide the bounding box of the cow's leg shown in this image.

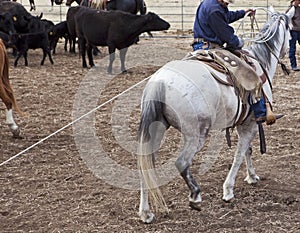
[119,47,128,73]
[14,53,22,67]
[244,145,260,184]
[64,37,68,52]
[108,46,116,74]
[223,121,257,201]
[78,38,87,68]
[47,48,54,64]
[41,49,47,65]
[87,44,95,67]
[24,51,28,66]
[68,37,74,53]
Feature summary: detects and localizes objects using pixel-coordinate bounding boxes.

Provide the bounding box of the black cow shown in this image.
[67,6,100,55]
[0,1,31,32]
[0,12,16,34]
[0,1,44,33]
[49,21,69,54]
[10,32,54,66]
[75,8,170,73]
[66,6,81,53]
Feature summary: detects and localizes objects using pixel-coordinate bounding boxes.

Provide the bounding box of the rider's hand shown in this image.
[245,8,256,17]
[237,38,244,49]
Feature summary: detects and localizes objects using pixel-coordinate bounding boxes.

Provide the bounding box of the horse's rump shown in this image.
[147,60,240,130]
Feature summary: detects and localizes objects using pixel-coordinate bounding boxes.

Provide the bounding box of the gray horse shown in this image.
[137,7,291,223]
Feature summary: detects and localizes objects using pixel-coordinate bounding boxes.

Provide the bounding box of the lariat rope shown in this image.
[0,75,152,167]
[237,7,290,75]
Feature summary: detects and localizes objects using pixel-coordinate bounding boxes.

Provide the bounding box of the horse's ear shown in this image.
[268,5,275,15]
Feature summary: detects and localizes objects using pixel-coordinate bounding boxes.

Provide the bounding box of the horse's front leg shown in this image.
[6,109,20,138]
[244,145,260,184]
[223,121,257,201]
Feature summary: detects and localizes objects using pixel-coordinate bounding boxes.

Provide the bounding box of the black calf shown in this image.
[10,32,54,66]
[49,21,69,54]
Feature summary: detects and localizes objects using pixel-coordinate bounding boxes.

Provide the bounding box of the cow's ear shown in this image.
[39,13,43,19]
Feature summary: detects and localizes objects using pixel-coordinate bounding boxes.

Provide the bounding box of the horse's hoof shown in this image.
[121,69,128,74]
[11,129,23,139]
[139,210,154,224]
[189,201,201,211]
[13,133,24,139]
[244,175,260,184]
[222,194,234,203]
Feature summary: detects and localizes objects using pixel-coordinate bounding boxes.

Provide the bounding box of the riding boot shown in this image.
[250,98,283,125]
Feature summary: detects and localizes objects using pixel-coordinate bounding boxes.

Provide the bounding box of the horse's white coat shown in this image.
[138,10,291,223]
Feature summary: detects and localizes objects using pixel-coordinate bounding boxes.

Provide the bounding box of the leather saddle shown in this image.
[183,49,266,104]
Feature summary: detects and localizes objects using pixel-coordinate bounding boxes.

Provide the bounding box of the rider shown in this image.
[193,0,254,51]
[193,0,278,124]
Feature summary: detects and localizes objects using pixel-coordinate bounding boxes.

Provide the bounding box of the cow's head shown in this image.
[0,12,16,34]
[145,12,170,32]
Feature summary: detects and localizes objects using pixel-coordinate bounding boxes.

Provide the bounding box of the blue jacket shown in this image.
[193,0,245,50]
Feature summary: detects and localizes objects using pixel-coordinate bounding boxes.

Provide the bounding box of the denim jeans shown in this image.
[289,30,300,69]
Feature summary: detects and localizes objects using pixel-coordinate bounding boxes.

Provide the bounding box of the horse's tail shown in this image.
[137,80,168,212]
[0,40,23,116]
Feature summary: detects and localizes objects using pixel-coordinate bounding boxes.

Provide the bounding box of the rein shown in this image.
[238,9,290,76]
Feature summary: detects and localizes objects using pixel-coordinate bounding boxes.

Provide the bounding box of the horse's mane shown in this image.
[249,13,290,70]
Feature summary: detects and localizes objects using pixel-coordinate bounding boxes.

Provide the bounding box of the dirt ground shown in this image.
[0,37,299,232]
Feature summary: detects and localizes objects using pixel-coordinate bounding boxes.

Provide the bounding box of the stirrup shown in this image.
[255,114,284,124]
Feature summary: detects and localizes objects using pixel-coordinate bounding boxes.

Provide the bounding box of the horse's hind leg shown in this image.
[175,134,207,210]
[244,145,260,184]
[223,121,258,201]
[139,121,167,223]
[139,179,154,223]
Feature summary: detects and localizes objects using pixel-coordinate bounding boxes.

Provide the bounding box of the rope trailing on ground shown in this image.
[0,75,152,167]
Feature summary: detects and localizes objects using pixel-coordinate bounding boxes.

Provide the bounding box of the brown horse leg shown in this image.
[0,40,22,138]
[0,91,20,138]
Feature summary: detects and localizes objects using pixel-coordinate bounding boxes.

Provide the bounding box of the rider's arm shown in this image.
[208,11,240,49]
